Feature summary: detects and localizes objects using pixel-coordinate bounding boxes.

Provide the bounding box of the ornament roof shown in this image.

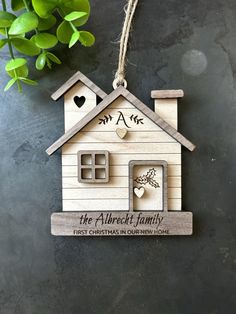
[46,85,196,155]
[51,71,107,101]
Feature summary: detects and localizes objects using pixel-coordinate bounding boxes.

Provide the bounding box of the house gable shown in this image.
[46,86,196,155]
[62,95,181,152]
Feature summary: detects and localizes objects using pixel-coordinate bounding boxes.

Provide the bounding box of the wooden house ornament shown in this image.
[47,71,196,236]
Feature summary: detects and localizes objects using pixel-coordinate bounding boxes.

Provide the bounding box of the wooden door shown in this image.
[129,161,168,211]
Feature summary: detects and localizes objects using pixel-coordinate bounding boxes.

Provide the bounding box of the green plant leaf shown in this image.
[0,11,16,28]
[32,32,58,49]
[0,38,7,49]
[79,31,95,47]
[19,77,38,85]
[64,11,87,22]
[46,57,52,69]
[9,32,25,38]
[7,65,28,78]
[32,0,58,18]
[56,20,73,44]
[11,37,41,56]
[69,30,80,48]
[17,80,23,92]
[2,0,94,92]
[5,58,27,71]
[9,12,38,35]
[36,53,46,70]
[11,0,24,11]
[46,52,61,64]
[38,15,56,31]
[7,64,29,78]
[61,0,90,26]
[4,77,17,91]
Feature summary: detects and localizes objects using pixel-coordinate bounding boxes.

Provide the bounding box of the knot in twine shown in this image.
[113,0,139,89]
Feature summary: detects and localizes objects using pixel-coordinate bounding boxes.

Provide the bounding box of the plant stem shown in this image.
[16,79,22,92]
[1,0,6,10]
[22,0,45,64]
[68,20,77,32]
[71,23,77,32]
[6,31,14,59]
[1,0,15,59]
[22,0,30,12]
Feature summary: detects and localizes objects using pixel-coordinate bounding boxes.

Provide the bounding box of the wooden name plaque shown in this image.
[51,212,193,236]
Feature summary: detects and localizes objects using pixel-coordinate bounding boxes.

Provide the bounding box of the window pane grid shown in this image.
[78,150,109,183]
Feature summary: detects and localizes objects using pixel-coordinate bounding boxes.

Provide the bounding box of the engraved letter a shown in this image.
[116,111,131,128]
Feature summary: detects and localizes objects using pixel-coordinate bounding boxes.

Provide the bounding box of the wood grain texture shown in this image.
[62,176,128,189]
[63,199,129,211]
[73,106,162,132]
[62,196,181,211]
[169,198,181,210]
[62,187,129,199]
[62,153,181,166]
[51,71,107,101]
[64,82,97,132]
[46,86,196,155]
[67,130,177,143]
[61,157,182,211]
[64,83,97,112]
[62,199,181,212]
[51,211,193,236]
[151,90,184,99]
[62,176,181,189]
[62,164,181,177]
[154,98,178,129]
[62,142,181,154]
[61,150,182,211]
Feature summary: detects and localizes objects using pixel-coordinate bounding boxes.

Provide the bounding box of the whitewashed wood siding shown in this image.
[64,82,97,132]
[62,96,182,211]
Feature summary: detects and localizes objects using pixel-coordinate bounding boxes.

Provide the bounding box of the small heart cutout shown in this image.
[116,128,127,139]
[74,96,86,108]
[134,187,145,198]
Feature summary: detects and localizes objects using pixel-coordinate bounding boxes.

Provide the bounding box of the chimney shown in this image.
[151,90,184,130]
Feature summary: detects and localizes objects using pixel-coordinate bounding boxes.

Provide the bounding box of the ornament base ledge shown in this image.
[51,211,193,236]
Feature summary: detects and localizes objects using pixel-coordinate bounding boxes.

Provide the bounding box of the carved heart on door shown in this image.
[74,96,86,108]
[134,186,145,198]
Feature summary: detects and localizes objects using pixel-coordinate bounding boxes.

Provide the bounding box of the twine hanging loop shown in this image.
[112,77,128,89]
[113,0,139,89]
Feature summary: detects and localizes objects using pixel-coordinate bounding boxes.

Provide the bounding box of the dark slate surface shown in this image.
[0,0,235,313]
